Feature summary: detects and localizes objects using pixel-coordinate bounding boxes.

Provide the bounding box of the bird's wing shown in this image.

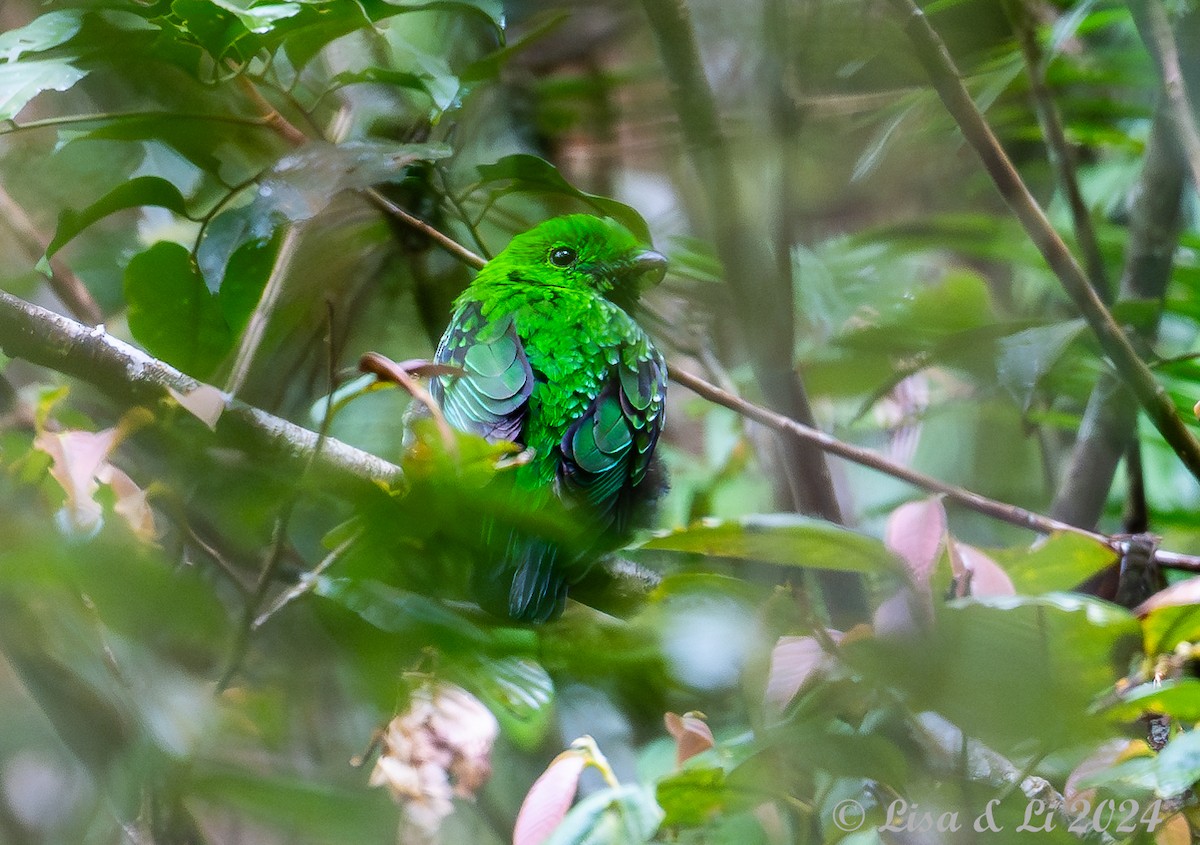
[430,301,534,444]
[558,342,667,532]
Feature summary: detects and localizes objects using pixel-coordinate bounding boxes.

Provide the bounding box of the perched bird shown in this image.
[429,215,668,623]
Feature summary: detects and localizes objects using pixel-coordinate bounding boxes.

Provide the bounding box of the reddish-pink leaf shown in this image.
[513,749,587,845]
[1135,576,1200,617]
[953,541,1016,597]
[765,635,839,711]
[664,711,714,765]
[884,497,947,586]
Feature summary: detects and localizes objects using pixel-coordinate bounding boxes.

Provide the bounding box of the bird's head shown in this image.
[493,215,667,310]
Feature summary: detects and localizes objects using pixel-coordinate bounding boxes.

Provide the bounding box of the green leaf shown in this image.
[219,233,281,334]
[41,176,193,267]
[1101,678,1200,723]
[461,655,554,750]
[383,0,506,44]
[475,154,650,243]
[314,576,531,652]
[0,58,88,122]
[124,241,233,379]
[544,784,663,845]
[0,10,84,62]
[1082,731,1200,797]
[996,319,1088,410]
[637,514,901,575]
[197,140,450,286]
[1141,603,1200,656]
[188,764,397,843]
[985,532,1117,594]
[325,67,431,97]
[205,0,303,34]
[657,767,728,829]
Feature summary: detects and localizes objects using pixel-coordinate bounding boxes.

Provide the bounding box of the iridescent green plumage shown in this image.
[430,215,667,622]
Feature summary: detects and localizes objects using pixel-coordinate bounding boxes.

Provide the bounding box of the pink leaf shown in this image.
[1136,576,1200,617]
[34,427,121,533]
[664,711,714,765]
[513,750,587,845]
[884,497,947,586]
[168,384,226,431]
[872,586,931,637]
[96,464,156,541]
[765,635,839,711]
[953,542,1015,597]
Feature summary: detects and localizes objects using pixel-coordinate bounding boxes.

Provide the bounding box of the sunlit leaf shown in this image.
[0,58,88,122]
[475,155,650,243]
[656,767,727,829]
[987,533,1117,594]
[639,514,901,574]
[1102,679,1200,723]
[0,10,84,62]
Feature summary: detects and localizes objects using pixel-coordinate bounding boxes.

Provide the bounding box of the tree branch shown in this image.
[670,367,1200,572]
[1051,104,1186,527]
[0,290,403,491]
[888,0,1200,485]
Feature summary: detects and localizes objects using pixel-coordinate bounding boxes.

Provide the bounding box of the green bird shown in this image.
[429,214,668,623]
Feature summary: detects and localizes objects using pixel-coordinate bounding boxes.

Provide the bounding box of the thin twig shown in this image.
[0,184,103,324]
[359,352,459,457]
[252,534,357,628]
[671,367,1106,541]
[1133,0,1200,195]
[366,188,487,269]
[888,0,1200,485]
[224,225,303,396]
[1004,0,1110,302]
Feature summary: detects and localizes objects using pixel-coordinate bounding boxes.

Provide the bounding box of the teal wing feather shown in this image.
[430,301,533,444]
[559,342,667,532]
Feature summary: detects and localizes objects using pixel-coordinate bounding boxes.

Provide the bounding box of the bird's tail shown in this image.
[473,530,570,624]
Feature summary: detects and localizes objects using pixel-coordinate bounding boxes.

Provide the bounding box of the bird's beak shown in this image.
[628,249,668,288]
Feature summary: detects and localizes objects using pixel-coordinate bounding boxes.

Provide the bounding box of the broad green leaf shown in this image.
[1101,678,1200,723]
[996,319,1088,409]
[847,593,1139,751]
[383,0,506,44]
[124,241,233,378]
[314,576,534,652]
[219,233,281,334]
[188,765,397,843]
[543,784,663,845]
[638,514,901,575]
[0,11,84,62]
[197,140,450,286]
[0,58,88,122]
[462,655,554,750]
[657,767,728,828]
[206,0,302,33]
[1141,603,1200,656]
[1082,731,1200,797]
[475,154,650,243]
[986,532,1117,594]
[41,176,194,267]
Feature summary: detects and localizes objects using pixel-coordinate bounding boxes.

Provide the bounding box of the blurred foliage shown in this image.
[1,0,1200,843]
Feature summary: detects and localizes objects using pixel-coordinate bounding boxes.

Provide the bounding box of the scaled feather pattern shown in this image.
[429,215,668,622]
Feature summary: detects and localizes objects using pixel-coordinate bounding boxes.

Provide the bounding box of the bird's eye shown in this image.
[549,247,577,267]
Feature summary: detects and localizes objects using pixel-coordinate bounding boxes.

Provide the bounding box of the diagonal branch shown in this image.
[888,0,1200,485]
[0,290,403,491]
